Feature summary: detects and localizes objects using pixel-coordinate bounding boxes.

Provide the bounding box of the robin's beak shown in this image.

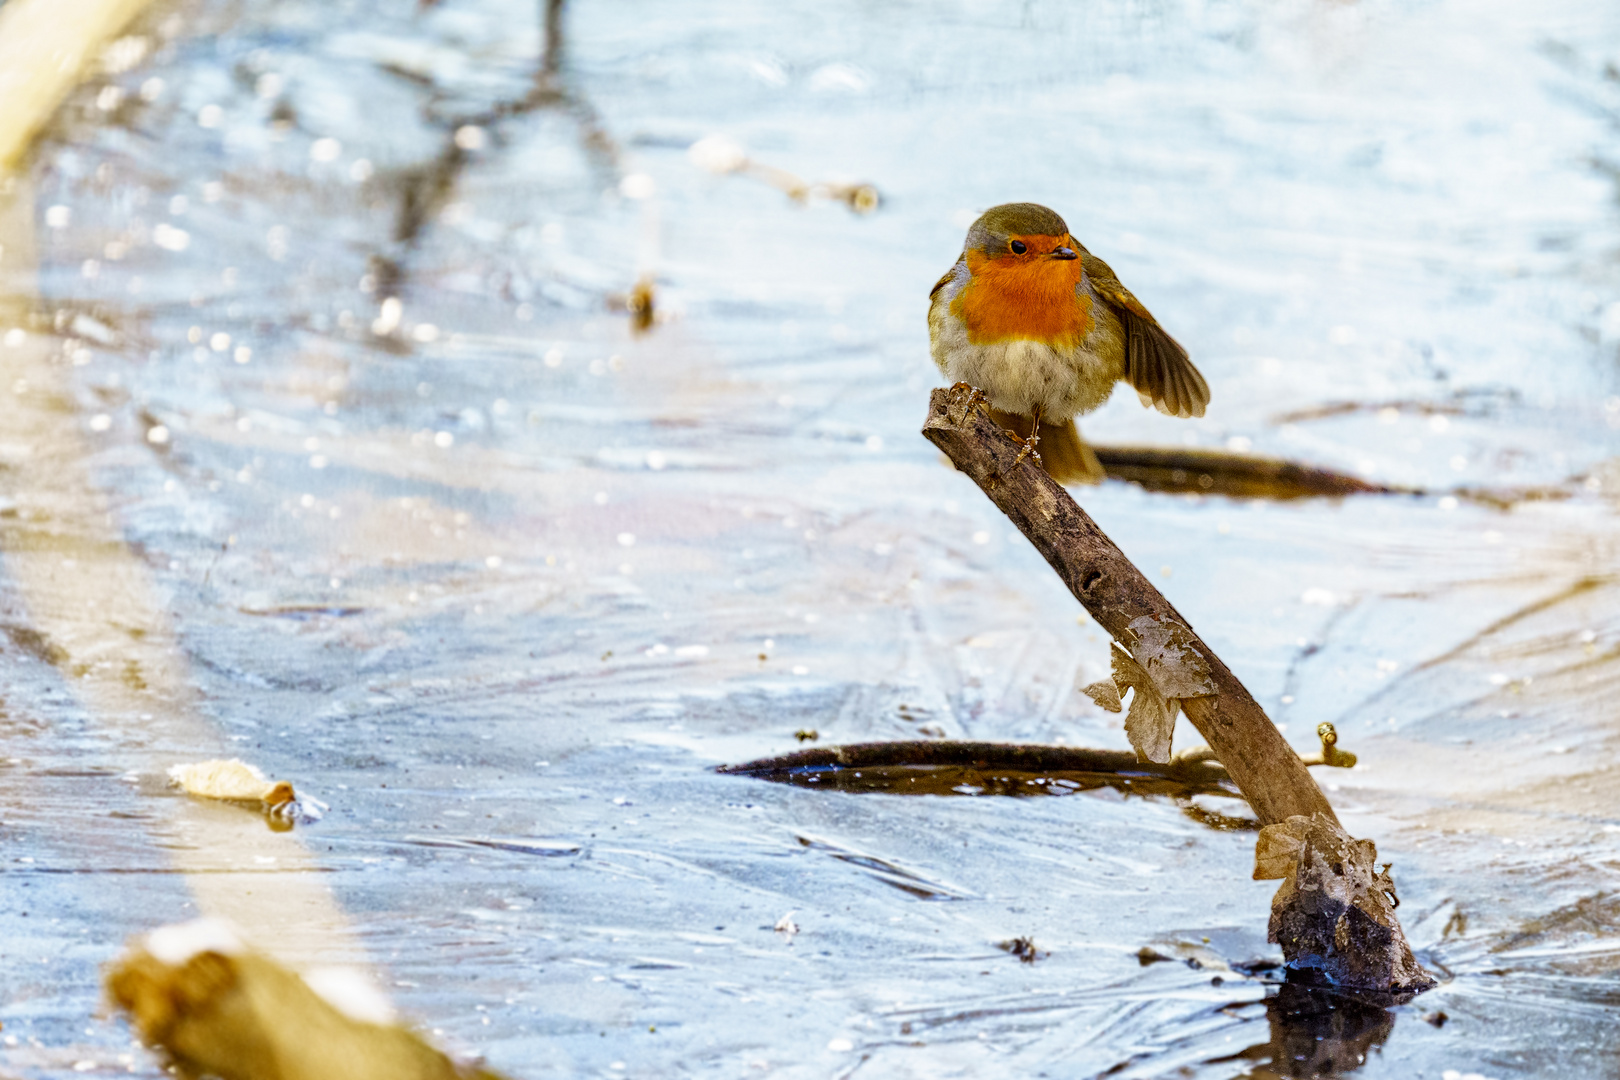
[1049,246,1078,260]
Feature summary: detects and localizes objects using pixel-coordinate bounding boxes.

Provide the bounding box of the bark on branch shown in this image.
[922,385,1434,995]
[923,386,1333,827]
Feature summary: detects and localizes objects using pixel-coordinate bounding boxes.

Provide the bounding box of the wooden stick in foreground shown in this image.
[923,385,1434,994]
[0,0,164,172]
[923,385,1332,828]
[106,920,507,1080]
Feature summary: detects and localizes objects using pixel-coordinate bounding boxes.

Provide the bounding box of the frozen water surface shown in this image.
[2,0,1620,1075]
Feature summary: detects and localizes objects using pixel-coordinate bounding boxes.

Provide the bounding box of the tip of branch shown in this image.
[923,384,987,433]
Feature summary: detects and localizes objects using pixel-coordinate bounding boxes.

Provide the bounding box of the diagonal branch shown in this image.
[923,385,1434,995]
[922,385,1334,828]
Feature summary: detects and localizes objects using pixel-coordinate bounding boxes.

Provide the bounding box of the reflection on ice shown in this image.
[1213,982,1396,1079]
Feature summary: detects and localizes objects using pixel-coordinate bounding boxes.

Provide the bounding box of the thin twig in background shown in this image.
[381,0,617,278]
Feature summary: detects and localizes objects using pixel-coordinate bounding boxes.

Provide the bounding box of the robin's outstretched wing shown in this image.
[1082,251,1209,419]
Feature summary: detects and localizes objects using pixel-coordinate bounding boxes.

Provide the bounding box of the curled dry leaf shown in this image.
[1081,679,1122,713]
[1253,813,1435,993]
[1112,642,1178,764]
[1105,616,1218,765]
[168,759,295,808]
[1127,615,1217,699]
[1253,814,1312,880]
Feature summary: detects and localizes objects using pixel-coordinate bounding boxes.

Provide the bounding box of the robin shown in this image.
[929,202,1208,483]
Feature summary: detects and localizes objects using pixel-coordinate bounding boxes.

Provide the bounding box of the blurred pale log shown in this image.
[0,0,162,171]
[0,5,373,977]
[107,922,509,1080]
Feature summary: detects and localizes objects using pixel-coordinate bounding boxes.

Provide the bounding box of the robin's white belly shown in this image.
[928,300,1124,420]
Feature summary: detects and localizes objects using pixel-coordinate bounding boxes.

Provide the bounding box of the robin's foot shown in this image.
[1009,404,1044,470]
[1009,427,1043,470]
[945,383,988,425]
[948,382,987,407]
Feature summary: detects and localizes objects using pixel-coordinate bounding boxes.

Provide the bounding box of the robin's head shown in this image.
[962,203,1078,264]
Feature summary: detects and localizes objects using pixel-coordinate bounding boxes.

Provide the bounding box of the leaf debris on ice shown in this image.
[168,759,296,808]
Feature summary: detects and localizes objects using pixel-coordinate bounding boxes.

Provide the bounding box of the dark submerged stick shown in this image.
[717,740,1239,799]
[1090,445,1411,499]
[722,741,1165,776]
[720,722,1355,794]
[923,385,1332,828]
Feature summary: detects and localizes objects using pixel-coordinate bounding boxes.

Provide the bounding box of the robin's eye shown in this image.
[1009,240,1027,254]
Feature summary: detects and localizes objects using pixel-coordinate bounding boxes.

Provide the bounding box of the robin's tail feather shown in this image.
[988,409,1106,486]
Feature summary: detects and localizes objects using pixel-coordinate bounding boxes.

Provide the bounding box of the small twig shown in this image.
[1094,444,1570,508]
[1178,722,1357,769]
[721,734,1356,787]
[741,161,879,213]
[540,0,565,78]
[1302,722,1356,768]
[376,0,617,297]
[688,135,879,215]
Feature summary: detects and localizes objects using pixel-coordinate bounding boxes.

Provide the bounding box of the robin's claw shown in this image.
[1009,428,1043,470]
[1008,404,1045,471]
[945,382,989,425]
[948,382,987,407]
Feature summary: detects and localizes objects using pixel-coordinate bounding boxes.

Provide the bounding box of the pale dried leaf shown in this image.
[1081,679,1122,713]
[1125,687,1177,765]
[1127,615,1216,699]
[1113,642,1176,764]
[168,759,295,806]
[1253,815,1313,880]
[1260,813,1392,923]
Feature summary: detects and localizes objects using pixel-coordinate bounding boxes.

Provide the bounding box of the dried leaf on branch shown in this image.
[1080,678,1122,712]
[1104,616,1217,764]
[1112,643,1179,764]
[1127,615,1217,698]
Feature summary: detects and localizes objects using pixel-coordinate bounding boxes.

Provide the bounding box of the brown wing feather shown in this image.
[930,260,963,299]
[1082,252,1209,419]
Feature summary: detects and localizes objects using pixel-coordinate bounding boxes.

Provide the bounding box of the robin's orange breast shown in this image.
[951,249,1093,349]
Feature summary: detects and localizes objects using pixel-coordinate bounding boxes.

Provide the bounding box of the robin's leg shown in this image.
[1011,404,1044,470]
[944,383,989,426]
[947,382,987,410]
